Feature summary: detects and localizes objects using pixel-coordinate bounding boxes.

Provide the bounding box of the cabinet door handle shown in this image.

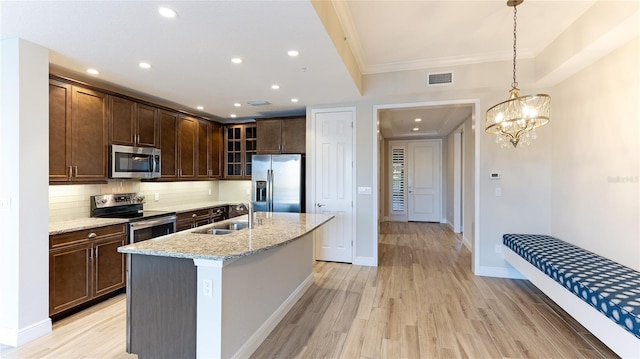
[88,232,97,238]
[74,166,78,177]
[95,246,99,257]
[192,214,197,218]
[68,166,73,178]
[89,247,93,259]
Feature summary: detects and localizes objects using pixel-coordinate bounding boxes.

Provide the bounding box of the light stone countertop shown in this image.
[49,217,129,235]
[118,212,333,262]
[49,200,246,235]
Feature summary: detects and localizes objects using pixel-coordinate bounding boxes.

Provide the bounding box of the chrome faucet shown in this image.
[245,202,253,229]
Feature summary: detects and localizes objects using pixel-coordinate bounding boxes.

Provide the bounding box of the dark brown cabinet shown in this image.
[159,113,222,180]
[176,206,229,232]
[196,120,223,179]
[256,117,306,154]
[159,110,179,178]
[176,209,211,231]
[109,96,159,148]
[178,115,198,179]
[225,124,257,179]
[49,79,108,183]
[49,224,126,316]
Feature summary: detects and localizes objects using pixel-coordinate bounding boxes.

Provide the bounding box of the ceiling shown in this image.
[1,0,596,138]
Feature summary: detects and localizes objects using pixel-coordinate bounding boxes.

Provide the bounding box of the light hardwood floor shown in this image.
[1,222,617,358]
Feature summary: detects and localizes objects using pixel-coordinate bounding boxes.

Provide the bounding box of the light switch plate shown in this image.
[0,197,10,211]
[357,186,372,195]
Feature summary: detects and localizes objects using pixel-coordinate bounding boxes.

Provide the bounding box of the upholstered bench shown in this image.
[503,234,640,358]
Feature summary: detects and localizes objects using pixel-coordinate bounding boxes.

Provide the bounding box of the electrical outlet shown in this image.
[208,188,212,196]
[154,193,160,201]
[495,245,502,254]
[203,280,212,297]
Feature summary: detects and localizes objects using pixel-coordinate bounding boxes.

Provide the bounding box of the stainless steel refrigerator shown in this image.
[252,154,305,213]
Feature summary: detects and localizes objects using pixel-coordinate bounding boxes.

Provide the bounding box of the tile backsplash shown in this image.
[49,180,253,222]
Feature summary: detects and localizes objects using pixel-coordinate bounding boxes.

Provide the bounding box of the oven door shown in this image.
[128,215,176,243]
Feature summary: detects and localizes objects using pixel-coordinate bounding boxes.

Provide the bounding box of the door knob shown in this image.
[316,203,325,207]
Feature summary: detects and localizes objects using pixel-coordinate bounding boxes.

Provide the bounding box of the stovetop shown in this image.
[90,193,176,222]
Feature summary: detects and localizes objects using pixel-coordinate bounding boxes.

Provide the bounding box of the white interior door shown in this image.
[407,140,442,222]
[313,109,353,263]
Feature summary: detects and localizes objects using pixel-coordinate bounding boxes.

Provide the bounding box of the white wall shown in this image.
[0,38,52,346]
[550,37,639,270]
[308,2,638,274]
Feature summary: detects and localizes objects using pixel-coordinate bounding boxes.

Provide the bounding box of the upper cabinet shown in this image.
[256,117,305,154]
[178,115,198,179]
[197,119,223,179]
[49,79,108,183]
[109,96,159,148]
[159,110,179,179]
[154,111,224,181]
[49,75,221,183]
[225,124,256,179]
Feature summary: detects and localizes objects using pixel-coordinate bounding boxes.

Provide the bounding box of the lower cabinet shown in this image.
[176,206,229,232]
[49,224,126,316]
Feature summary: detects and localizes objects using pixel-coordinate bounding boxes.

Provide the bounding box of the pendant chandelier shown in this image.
[485,0,550,148]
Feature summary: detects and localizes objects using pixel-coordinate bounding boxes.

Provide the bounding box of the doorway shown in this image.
[372,100,479,272]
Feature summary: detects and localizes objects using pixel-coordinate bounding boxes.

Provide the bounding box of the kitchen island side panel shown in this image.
[222,233,313,358]
[128,254,197,359]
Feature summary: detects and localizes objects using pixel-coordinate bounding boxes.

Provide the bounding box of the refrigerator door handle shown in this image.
[266,169,270,212]
[267,169,273,212]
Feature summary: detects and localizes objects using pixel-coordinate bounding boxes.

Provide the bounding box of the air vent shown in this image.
[427,72,453,86]
[247,100,271,106]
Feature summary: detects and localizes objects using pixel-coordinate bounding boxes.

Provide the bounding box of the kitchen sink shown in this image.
[195,220,250,235]
[202,228,234,235]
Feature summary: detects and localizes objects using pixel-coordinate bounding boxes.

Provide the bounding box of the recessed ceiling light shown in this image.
[158,7,177,18]
[234,103,241,107]
[139,62,151,69]
[231,57,243,64]
[291,98,299,103]
[287,50,299,57]
[412,127,420,131]
[87,68,99,75]
[415,118,422,122]
[197,106,204,110]
[271,84,280,90]
[230,114,237,118]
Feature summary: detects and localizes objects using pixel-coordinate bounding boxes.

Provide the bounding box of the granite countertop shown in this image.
[49,200,247,235]
[49,217,130,235]
[118,212,333,262]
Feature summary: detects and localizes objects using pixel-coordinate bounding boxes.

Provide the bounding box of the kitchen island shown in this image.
[118,212,333,359]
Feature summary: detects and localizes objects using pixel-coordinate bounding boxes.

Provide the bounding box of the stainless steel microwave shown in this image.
[109,144,161,179]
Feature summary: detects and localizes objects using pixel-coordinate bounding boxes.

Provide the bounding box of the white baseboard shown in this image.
[475,265,526,279]
[353,256,377,267]
[231,273,314,359]
[504,248,640,358]
[461,234,472,251]
[0,318,52,347]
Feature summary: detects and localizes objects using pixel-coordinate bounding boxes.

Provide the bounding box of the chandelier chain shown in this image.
[511,5,518,90]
